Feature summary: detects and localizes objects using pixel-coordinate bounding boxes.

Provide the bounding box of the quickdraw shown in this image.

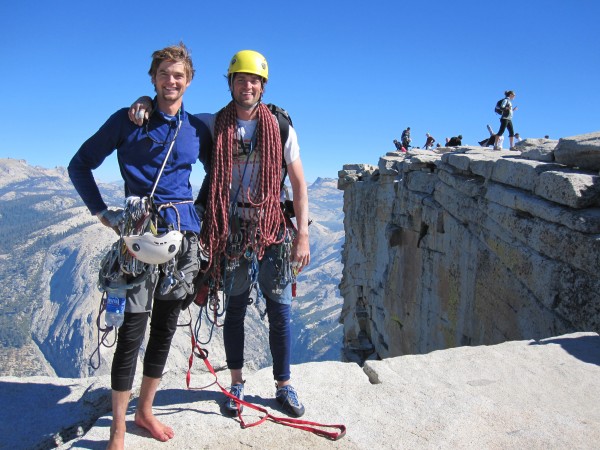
[272,228,295,296]
[180,271,228,349]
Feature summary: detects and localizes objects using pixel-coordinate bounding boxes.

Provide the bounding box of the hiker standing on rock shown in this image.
[69,43,211,449]
[129,50,310,418]
[401,126,411,149]
[424,133,436,149]
[494,90,518,150]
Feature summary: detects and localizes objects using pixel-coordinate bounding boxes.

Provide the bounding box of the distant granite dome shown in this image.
[310,176,337,187]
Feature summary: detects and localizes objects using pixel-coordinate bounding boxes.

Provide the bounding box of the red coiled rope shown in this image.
[200,102,286,276]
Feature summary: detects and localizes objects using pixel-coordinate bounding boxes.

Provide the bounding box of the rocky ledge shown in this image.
[337,132,600,362]
[1,332,598,449]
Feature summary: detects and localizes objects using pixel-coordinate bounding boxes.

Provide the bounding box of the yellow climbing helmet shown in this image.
[228,50,269,81]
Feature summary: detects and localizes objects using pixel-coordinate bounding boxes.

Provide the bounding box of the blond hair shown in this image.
[148,42,195,81]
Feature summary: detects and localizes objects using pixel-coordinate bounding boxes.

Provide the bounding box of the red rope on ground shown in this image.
[186,323,346,441]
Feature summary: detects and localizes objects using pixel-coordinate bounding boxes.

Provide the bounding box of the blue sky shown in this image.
[1,0,599,186]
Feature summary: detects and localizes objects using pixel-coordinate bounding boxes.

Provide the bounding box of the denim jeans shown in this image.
[223,290,292,382]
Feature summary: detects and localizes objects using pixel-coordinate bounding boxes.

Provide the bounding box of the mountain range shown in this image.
[0,158,344,379]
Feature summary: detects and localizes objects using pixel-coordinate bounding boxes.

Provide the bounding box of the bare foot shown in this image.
[134,410,174,442]
[107,422,125,450]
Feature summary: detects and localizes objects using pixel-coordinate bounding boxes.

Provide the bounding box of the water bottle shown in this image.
[105,276,127,329]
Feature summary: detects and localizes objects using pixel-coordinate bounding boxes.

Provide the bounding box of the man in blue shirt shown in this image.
[68,43,211,448]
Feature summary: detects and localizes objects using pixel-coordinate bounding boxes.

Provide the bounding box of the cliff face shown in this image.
[338,132,600,362]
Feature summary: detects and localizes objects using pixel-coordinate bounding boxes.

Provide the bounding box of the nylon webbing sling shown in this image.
[185,322,346,441]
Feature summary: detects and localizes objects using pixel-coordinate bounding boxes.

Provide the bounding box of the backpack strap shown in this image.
[266,103,293,189]
[266,103,292,149]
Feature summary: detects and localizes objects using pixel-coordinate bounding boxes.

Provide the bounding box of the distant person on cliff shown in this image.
[424,133,436,149]
[446,135,463,147]
[68,43,211,449]
[393,139,406,152]
[401,127,412,149]
[494,90,518,150]
[479,124,503,148]
[128,50,310,419]
[513,133,522,148]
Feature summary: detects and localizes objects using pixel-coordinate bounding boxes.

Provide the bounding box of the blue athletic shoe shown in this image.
[275,384,305,417]
[225,383,244,415]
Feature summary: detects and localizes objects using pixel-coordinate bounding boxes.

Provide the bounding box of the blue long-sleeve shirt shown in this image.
[68,102,211,233]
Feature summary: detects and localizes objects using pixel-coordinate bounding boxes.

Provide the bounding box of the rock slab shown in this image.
[2,332,594,449]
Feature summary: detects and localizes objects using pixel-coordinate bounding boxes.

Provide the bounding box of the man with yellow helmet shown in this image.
[214,49,309,418]
[129,49,310,418]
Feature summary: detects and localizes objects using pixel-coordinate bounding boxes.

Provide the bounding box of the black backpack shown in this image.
[266,103,293,187]
[266,103,292,155]
[495,99,506,115]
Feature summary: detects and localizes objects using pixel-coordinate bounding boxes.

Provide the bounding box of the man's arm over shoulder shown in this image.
[192,113,216,210]
[194,113,216,134]
[187,113,213,164]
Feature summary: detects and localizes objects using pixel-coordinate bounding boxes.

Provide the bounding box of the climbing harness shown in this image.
[123,117,184,264]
